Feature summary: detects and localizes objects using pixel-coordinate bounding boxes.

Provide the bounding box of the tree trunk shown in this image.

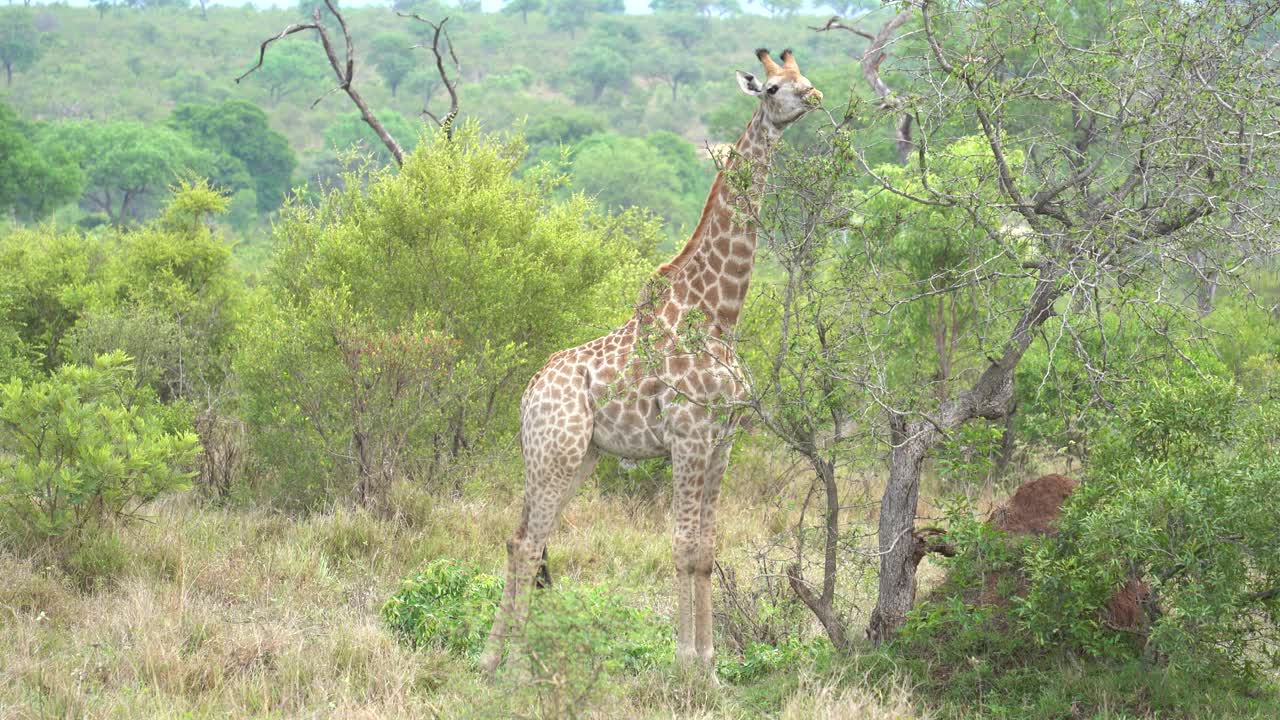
[932,295,951,401]
[4,63,11,87]
[354,428,374,507]
[787,454,850,650]
[867,414,931,644]
[867,268,1063,643]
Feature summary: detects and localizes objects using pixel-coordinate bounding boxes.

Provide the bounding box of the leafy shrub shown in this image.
[1021,370,1280,677]
[886,366,1280,715]
[716,639,830,685]
[240,125,658,507]
[0,352,200,549]
[383,559,503,656]
[382,558,673,674]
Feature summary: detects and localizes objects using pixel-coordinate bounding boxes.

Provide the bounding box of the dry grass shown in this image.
[0,444,941,719]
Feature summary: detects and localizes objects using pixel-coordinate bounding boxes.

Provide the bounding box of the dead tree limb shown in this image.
[236,0,406,165]
[813,9,916,164]
[398,12,461,140]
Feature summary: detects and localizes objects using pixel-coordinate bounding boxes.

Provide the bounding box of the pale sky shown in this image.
[41,0,787,16]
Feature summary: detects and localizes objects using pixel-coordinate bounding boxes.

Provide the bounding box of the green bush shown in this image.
[382,558,674,675]
[239,124,658,507]
[0,351,200,549]
[1021,369,1280,677]
[716,639,830,685]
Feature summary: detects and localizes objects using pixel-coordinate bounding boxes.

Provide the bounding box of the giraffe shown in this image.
[479,49,823,677]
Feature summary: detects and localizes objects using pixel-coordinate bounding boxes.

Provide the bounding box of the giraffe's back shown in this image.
[521,317,744,463]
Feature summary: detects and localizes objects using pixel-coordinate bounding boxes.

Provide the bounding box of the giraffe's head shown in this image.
[736,48,823,130]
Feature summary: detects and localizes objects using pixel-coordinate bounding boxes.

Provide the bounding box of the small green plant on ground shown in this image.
[382,558,675,673]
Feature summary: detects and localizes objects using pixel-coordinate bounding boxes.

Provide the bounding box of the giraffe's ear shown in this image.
[736,70,763,97]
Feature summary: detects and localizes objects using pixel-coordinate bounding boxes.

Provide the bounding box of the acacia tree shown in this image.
[370,33,415,97]
[503,0,542,24]
[48,121,216,225]
[845,0,1280,644]
[739,0,1279,648]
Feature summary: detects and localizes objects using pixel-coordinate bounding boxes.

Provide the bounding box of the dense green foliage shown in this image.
[0,352,199,549]
[383,558,674,674]
[1022,365,1280,677]
[167,100,296,214]
[0,103,82,220]
[237,124,657,507]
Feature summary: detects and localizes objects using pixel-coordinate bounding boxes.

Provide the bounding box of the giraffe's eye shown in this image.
[766,85,779,95]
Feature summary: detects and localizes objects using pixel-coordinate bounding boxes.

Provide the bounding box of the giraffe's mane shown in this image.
[656,172,725,280]
[655,109,760,281]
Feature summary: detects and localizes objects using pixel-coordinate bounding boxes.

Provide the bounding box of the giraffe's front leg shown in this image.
[671,428,718,673]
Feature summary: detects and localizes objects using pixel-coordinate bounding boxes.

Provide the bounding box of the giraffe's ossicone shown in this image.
[480,49,824,678]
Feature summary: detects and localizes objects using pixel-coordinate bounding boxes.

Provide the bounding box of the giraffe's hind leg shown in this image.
[534,547,552,589]
[479,399,597,677]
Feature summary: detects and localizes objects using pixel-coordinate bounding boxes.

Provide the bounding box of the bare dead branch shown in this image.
[810,14,876,42]
[234,23,318,83]
[398,12,461,140]
[812,8,916,163]
[238,1,406,165]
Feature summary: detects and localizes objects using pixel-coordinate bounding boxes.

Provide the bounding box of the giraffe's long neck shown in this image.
[656,108,781,334]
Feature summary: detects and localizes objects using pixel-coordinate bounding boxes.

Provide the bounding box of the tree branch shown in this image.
[238,0,405,165]
[398,13,461,140]
[813,8,916,164]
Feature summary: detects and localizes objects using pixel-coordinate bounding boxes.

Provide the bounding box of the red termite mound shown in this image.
[916,473,1149,629]
[988,473,1077,534]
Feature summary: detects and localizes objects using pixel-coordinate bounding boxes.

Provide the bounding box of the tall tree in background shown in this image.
[0,9,43,87]
[760,0,802,18]
[49,122,216,225]
[245,41,327,107]
[502,0,542,25]
[370,32,415,97]
[656,12,709,51]
[167,100,297,213]
[546,0,594,39]
[569,41,631,100]
[650,61,701,103]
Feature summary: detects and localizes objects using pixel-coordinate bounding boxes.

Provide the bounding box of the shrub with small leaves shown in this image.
[382,559,503,656]
[1021,369,1280,677]
[0,351,200,549]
